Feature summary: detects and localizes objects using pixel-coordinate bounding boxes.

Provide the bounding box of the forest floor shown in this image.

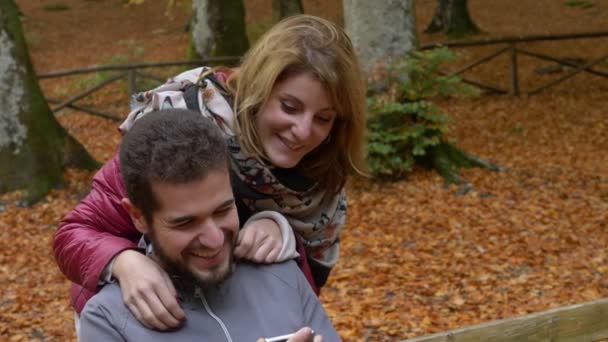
[1,0,607,341]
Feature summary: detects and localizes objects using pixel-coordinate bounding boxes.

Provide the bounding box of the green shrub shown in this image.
[367,47,478,179]
[43,4,70,11]
[564,0,594,9]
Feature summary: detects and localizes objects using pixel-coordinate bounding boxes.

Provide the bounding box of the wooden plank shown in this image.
[510,44,520,96]
[37,56,240,78]
[457,77,508,94]
[51,72,126,112]
[517,48,608,78]
[46,98,122,122]
[402,298,608,342]
[127,69,137,95]
[420,31,608,50]
[449,46,510,76]
[529,54,608,95]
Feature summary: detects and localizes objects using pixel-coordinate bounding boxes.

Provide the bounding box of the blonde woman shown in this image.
[54,15,367,331]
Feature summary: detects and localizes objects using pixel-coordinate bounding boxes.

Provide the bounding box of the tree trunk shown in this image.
[343,0,417,73]
[272,0,303,23]
[424,0,480,37]
[189,0,213,59]
[0,0,97,204]
[189,0,249,63]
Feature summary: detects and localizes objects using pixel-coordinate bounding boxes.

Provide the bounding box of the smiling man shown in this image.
[78,108,339,342]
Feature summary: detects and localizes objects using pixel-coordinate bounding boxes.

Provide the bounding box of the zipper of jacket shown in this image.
[195,287,234,342]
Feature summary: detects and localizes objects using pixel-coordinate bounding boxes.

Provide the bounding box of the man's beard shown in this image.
[148,230,235,289]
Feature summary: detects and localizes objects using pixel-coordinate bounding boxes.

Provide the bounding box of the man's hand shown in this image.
[235,218,283,263]
[112,249,186,330]
[286,327,322,342]
[257,327,322,342]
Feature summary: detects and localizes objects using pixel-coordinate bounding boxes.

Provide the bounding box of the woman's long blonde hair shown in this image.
[227,15,367,194]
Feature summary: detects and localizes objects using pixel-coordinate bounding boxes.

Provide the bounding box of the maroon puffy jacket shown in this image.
[54,153,141,313]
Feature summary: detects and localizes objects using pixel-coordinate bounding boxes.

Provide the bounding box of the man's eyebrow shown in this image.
[217,198,235,209]
[164,215,193,225]
[163,198,234,225]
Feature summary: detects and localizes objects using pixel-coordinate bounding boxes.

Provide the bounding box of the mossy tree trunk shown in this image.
[343,0,417,72]
[189,0,249,64]
[0,0,98,204]
[424,0,480,38]
[272,0,303,23]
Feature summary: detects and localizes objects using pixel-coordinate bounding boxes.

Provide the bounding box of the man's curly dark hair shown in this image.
[119,108,228,223]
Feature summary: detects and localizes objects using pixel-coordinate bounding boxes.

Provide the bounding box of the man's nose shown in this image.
[198,221,225,249]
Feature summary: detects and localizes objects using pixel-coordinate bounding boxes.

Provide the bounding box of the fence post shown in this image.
[128,68,137,95]
[510,43,520,96]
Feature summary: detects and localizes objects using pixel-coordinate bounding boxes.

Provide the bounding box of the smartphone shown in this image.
[264,330,315,342]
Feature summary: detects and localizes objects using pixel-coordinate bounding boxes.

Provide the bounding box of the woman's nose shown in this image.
[291,115,313,141]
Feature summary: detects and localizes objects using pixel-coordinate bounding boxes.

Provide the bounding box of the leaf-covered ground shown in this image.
[2,0,607,341]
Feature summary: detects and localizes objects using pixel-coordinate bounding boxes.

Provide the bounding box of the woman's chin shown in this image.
[269,157,300,169]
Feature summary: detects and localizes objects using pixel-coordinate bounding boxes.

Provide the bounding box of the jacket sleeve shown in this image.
[243,210,299,262]
[53,153,142,293]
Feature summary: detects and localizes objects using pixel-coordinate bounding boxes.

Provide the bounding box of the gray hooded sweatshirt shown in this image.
[79,260,340,341]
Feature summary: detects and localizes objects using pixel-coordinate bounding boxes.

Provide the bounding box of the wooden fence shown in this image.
[37,31,607,121]
[420,31,608,96]
[38,56,240,121]
[402,298,608,342]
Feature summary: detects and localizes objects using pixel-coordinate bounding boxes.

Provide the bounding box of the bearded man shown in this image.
[78,109,337,342]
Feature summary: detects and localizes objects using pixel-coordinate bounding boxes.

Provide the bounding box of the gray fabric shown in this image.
[79,260,340,342]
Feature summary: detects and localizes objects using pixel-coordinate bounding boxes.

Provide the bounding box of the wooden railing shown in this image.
[38,56,240,121]
[402,298,608,342]
[420,31,608,95]
[37,32,608,121]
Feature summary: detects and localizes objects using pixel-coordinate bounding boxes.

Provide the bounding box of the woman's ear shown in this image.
[121,198,149,234]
